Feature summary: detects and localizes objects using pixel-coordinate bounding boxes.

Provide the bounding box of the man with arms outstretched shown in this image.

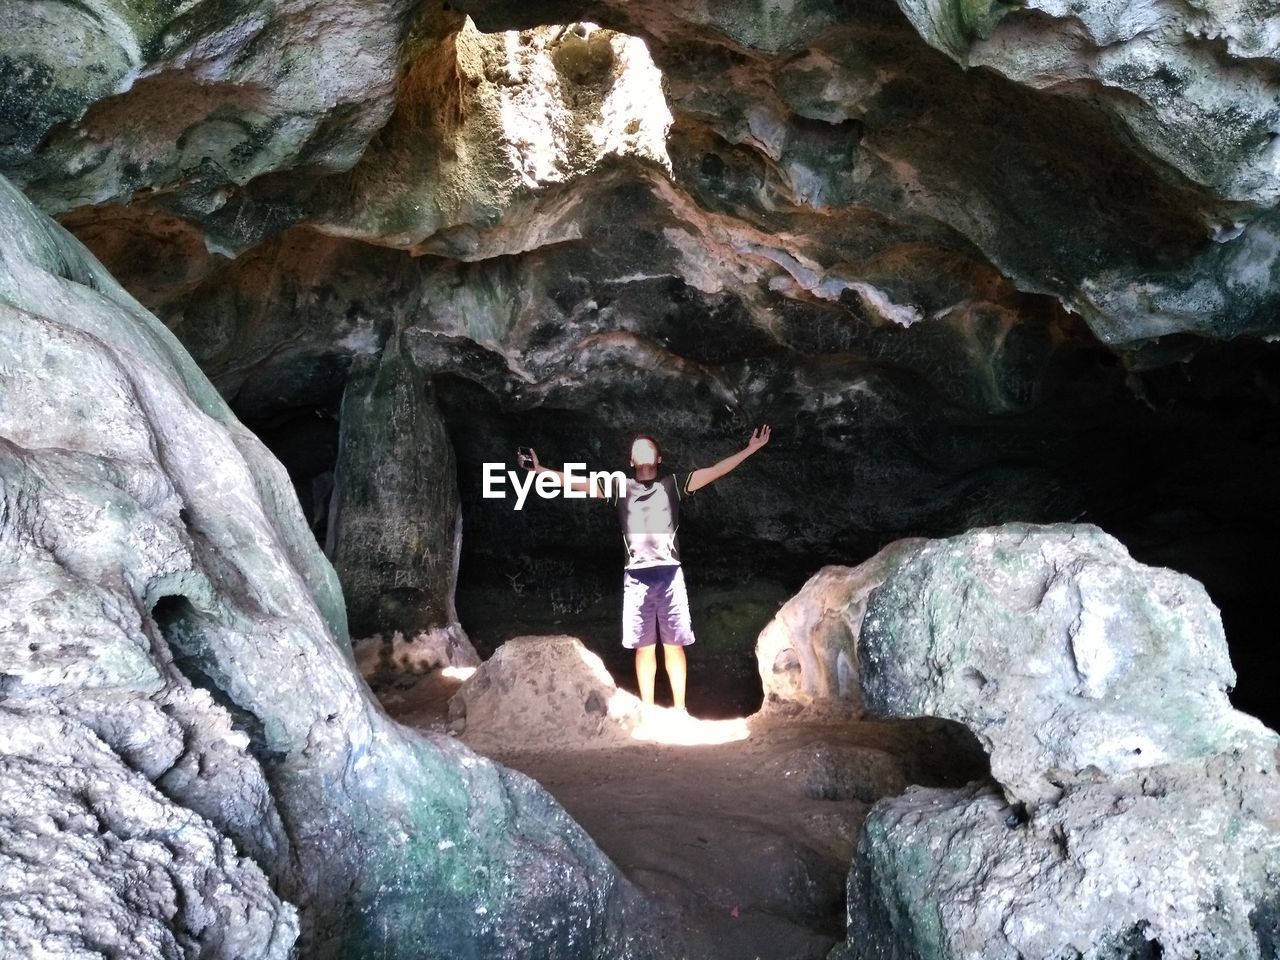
[517,425,772,717]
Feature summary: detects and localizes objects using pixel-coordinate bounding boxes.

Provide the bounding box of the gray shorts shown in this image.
[622,564,696,649]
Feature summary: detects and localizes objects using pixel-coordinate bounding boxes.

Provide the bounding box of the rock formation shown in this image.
[860,523,1267,804]
[449,634,644,750]
[326,330,472,653]
[0,174,654,959]
[829,523,1280,958]
[0,712,296,959]
[755,539,925,714]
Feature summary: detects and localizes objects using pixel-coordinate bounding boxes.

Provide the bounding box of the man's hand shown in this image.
[516,446,540,471]
[686,422,773,493]
[514,447,603,498]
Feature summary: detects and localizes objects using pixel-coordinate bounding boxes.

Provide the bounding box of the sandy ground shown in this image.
[374,672,986,960]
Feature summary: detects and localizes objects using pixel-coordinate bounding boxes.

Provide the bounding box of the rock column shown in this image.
[326,332,475,670]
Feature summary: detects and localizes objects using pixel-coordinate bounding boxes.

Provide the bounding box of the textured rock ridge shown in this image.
[843,745,1280,960]
[0,172,655,959]
[0,711,296,960]
[827,523,1280,958]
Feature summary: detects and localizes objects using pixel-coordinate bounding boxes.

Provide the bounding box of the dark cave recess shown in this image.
[240,336,1280,728]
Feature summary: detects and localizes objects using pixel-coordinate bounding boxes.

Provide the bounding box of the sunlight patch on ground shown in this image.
[629,708,751,746]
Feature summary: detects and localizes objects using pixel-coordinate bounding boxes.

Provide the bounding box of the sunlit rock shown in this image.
[830,521,1280,959]
[311,18,673,254]
[859,522,1271,805]
[450,635,644,750]
[755,540,925,715]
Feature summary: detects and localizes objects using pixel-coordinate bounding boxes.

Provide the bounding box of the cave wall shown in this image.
[0,173,655,959]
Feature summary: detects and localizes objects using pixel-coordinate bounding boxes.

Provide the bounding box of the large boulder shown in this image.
[755,540,926,715]
[0,173,655,959]
[450,635,643,751]
[860,522,1271,805]
[829,522,1280,959]
[841,741,1280,960]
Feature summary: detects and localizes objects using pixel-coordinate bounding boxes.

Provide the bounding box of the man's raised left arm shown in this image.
[686,424,771,493]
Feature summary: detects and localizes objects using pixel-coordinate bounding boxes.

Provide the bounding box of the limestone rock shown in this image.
[830,521,1280,959]
[1,0,414,236]
[888,0,1280,344]
[755,541,925,714]
[859,522,1272,805]
[895,0,1280,207]
[325,333,468,642]
[0,709,296,960]
[23,0,1276,354]
[840,741,1280,960]
[450,635,644,751]
[0,173,656,959]
[310,18,673,254]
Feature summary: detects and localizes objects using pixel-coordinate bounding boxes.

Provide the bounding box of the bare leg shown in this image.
[635,645,658,706]
[663,643,687,711]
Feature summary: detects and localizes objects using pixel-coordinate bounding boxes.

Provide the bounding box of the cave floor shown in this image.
[376,673,980,960]
[486,717,859,960]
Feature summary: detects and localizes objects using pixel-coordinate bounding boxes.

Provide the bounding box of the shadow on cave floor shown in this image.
[372,670,989,960]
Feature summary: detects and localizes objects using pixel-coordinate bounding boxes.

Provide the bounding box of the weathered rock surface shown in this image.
[829,522,1280,959]
[1,0,414,239]
[325,333,469,642]
[889,0,1280,344]
[898,0,1280,205]
[22,0,1275,345]
[0,173,655,959]
[450,635,644,750]
[0,710,296,960]
[756,541,925,714]
[859,522,1271,804]
[840,742,1280,960]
